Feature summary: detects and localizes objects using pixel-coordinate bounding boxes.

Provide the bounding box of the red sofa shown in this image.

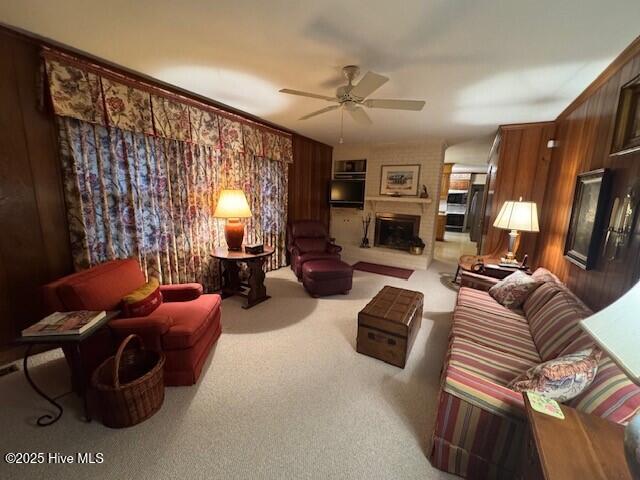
[287,220,342,279]
[42,259,222,386]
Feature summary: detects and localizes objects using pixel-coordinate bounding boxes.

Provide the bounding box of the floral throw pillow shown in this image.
[531,267,562,285]
[488,270,542,308]
[507,348,601,402]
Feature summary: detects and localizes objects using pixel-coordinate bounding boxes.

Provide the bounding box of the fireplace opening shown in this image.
[374,213,420,251]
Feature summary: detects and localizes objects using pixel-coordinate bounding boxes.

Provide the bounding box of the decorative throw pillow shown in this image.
[531,267,562,285]
[488,270,542,308]
[508,348,601,402]
[122,278,162,318]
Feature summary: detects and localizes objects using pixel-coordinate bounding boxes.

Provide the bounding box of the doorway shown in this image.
[434,165,486,265]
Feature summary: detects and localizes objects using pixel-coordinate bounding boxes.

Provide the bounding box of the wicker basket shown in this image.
[91,334,165,428]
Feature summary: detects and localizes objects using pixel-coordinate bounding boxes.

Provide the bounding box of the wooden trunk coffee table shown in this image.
[212,246,274,309]
[356,286,423,368]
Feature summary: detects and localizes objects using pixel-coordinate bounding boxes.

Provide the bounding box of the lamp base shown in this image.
[225,219,245,250]
[500,229,520,264]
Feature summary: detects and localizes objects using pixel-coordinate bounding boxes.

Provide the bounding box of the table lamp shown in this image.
[492,197,539,264]
[214,189,252,250]
[580,280,640,478]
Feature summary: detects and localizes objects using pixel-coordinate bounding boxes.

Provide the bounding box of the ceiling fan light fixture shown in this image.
[343,100,358,111]
[279,65,426,139]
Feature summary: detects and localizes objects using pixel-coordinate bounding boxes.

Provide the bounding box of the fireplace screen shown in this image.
[374,213,420,251]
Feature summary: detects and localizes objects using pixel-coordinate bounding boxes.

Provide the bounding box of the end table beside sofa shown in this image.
[17,311,119,425]
[523,394,633,479]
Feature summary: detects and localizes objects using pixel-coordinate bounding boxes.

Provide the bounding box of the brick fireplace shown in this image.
[329,139,446,269]
[374,213,421,251]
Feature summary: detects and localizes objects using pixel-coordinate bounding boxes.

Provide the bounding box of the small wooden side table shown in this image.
[456,254,531,282]
[522,394,633,480]
[16,311,119,426]
[212,246,274,309]
[480,263,532,280]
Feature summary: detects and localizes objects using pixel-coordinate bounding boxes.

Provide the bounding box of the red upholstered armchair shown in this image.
[287,220,342,278]
[41,259,222,386]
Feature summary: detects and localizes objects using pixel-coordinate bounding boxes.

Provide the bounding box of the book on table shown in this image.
[21,311,107,337]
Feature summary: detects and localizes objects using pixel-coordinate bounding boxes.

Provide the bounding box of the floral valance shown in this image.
[43,53,293,163]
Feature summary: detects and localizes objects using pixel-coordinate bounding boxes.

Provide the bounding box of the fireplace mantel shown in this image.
[365,195,433,213]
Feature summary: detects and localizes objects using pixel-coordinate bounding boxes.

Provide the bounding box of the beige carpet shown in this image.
[1,261,457,480]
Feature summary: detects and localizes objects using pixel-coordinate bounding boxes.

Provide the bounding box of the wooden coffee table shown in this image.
[212,246,275,309]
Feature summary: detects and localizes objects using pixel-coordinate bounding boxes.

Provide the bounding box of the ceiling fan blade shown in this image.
[279,88,337,102]
[350,71,388,99]
[364,99,426,111]
[347,107,372,125]
[299,105,340,120]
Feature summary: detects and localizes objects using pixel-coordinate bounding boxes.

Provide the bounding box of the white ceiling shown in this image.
[1,0,639,146]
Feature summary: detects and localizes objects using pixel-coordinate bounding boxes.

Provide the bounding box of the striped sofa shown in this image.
[430,268,640,479]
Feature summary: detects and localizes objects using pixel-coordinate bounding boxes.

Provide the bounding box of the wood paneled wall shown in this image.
[0,29,73,358]
[288,134,333,229]
[481,122,556,260]
[536,38,640,311]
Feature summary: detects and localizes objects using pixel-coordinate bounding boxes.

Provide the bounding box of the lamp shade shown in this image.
[493,198,539,232]
[580,280,640,383]
[213,189,252,218]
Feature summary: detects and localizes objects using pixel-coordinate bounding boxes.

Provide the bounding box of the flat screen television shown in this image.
[330,179,365,208]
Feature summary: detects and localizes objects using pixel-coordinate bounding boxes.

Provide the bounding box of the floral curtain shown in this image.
[43,53,293,161]
[45,50,293,290]
[57,119,288,291]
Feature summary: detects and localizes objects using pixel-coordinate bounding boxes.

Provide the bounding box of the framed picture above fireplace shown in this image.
[380,164,421,196]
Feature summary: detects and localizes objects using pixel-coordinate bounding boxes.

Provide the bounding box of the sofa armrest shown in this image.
[108,315,173,351]
[160,283,203,302]
[460,271,500,291]
[444,365,525,419]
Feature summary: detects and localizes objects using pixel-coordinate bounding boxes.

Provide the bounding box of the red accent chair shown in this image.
[41,259,222,386]
[287,220,342,279]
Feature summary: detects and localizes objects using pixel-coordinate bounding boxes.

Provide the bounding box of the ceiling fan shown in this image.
[279,65,426,127]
